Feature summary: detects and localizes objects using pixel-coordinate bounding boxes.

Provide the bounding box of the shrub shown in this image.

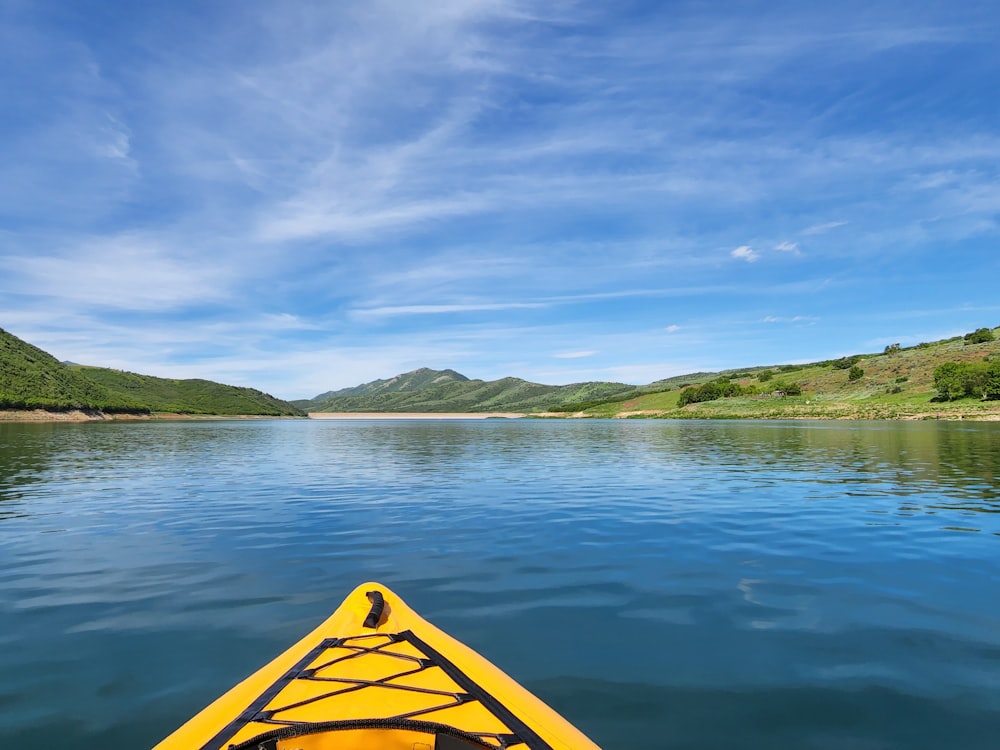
[848,365,864,381]
[832,356,862,370]
[934,361,1000,400]
[964,328,996,345]
[677,378,746,406]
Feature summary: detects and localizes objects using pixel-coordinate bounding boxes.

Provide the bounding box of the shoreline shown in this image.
[3,407,998,423]
[307,412,526,420]
[0,409,303,423]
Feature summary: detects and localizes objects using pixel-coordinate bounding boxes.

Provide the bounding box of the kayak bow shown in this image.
[155,582,600,749]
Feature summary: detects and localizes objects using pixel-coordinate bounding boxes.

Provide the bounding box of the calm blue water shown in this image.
[1,419,998,749]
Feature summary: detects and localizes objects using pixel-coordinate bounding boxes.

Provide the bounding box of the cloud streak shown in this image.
[802,221,848,235]
[351,302,551,319]
[731,246,759,263]
[0,233,230,311]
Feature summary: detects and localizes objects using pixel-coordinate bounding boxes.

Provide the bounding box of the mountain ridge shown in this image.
[296,326,1000,418]
[73,366,305,416]
[295,368,647,413]
[5,324,1000,420]
[304,368,469,404]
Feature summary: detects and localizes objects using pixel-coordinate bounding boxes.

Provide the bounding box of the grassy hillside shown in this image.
[1,326,303,417]
[304,327,1000,419]
[302,369,640,413]
[9,322,998,420]
[296,368,469,408]
[1,328,148,413]
[73,367,306,416]
[573,327,1000,420]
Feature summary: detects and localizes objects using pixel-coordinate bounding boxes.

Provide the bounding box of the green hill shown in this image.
[302,326,1000,419]
[73,367,306,416]
[300,368,470,406]
[298,368,642,413]
[1,326,304,417]
[0,327,148,413]
[8,322,999,421]
[578,326,1000,420]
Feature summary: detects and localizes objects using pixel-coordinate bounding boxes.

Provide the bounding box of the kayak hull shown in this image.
[154,582,599,750]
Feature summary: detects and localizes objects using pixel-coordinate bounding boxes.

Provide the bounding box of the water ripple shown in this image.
[1,420,999,748]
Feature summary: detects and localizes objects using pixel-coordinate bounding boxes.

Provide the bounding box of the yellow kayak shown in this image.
[155,582,600,750]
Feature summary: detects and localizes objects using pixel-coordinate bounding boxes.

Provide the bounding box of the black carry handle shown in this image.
[363,590,385,629]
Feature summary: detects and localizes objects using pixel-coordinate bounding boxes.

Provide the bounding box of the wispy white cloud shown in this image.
[731,245,759,262]
[775,241,799,253]
[0,233,230,311]
[257,313,325,331]
[553,350,597,359]
[802,220,848,235]
[256,195,493,243]
[350,301,550,319]
[370,255,528,290]
[351,279,843,323]
[762,315,817,324]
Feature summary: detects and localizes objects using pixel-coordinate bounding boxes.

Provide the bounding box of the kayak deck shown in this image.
[155,583,599,750]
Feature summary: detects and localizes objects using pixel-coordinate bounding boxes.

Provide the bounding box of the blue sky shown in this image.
[2,1,999,400]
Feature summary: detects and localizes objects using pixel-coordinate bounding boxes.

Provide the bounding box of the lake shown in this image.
[1,418,998,749]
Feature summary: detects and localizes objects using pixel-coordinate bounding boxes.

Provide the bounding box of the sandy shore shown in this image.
[5,408,995,423]
[308,412,526,420]
[0,410,302,423]
[0,409,106,422]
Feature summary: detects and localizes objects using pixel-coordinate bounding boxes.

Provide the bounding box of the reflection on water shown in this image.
[0,419,998,749]
[536,676,1000,750]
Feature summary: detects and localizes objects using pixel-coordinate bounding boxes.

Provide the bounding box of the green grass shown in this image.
[305,326,1000,419]
[305,371,641,413]
[8,322,1000,421]
[1,326,304,416]
[72,367,305,416]
[556,326,1000,420]
[1,327,148,413]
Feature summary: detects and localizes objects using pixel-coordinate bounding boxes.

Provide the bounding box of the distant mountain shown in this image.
[296,324,1000,418]
[1,326,304,416]
[296,368,642,413]
[10,322,998,420]
[1,327,148,413]
[303,368,470,405]
[74,366,305,417]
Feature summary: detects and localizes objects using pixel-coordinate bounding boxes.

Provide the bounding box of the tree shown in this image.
[931,361,1000,400]
[934,362,963,400]
[884,343,901,355]
[848,365,864,381]
[984,362,1000,400]
[772,381,802,396]
[832,355,862,370]
[677,378,747,406]
[964,328,996,345]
